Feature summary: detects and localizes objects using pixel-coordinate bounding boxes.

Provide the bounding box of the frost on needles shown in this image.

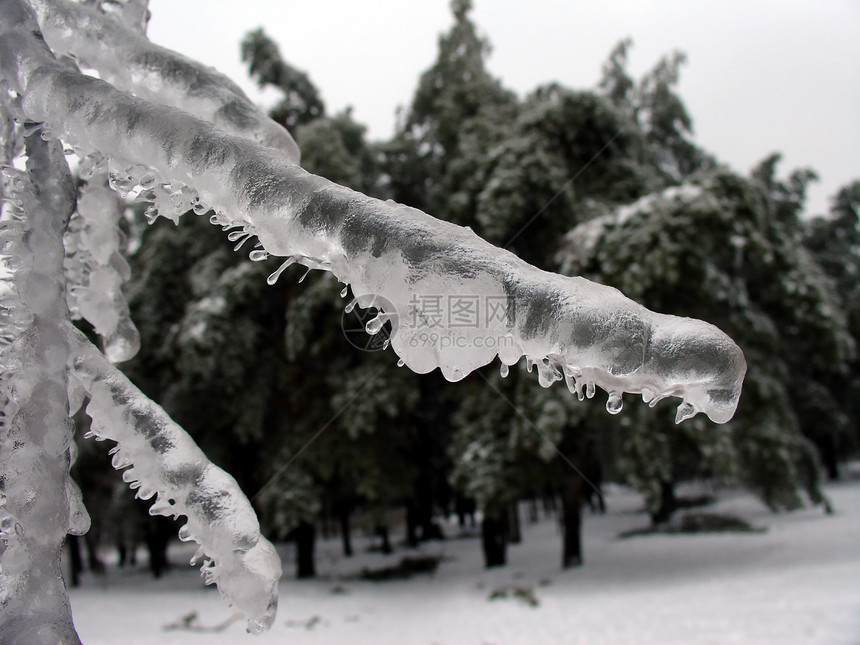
[0,0,746,640]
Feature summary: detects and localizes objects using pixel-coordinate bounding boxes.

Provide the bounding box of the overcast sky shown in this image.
[148,0,859,217]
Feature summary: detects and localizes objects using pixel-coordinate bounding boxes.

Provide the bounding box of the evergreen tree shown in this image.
[559,162,852,516]
[241,27,324,130]
[385,0,517,218]
[803,180,860,475]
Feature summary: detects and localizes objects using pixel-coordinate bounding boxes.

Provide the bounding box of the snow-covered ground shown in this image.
[69,475,860,645]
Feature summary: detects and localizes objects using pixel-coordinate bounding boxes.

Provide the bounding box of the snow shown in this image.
[68,476,860,645]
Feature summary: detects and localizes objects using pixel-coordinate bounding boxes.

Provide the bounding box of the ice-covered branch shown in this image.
[69,335,281,633]
[27,0,300,161]
[1,0,746,424]
[64,175,140,362]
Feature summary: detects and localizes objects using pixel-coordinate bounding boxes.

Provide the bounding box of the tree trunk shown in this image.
[508,502,521,544]
[542,486,558,518]
[67,536,83,588]
[528,496,539,523]
[338,506,352,557]
[0,132,82,643]
[84,534,104,575]
[144,516,173,578]
[481,508,509,568]
[295,521,316,579]
[821,434,840,481]
[376,525,392,554]
[561,474,584,568]
[406,502,419,547]
[650,480,677,525]
[455,494,476,528]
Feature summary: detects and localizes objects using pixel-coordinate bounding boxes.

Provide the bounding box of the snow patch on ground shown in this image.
[69,477,860,644]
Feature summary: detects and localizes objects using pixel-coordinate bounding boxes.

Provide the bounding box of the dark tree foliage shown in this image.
[559,162,852,514]
[803,181,860,475]
[241,27,325,130]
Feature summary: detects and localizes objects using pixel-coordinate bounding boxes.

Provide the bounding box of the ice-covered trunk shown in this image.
[0,129,84,643]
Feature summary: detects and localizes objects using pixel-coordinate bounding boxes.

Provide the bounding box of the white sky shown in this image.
[147,0,859,217]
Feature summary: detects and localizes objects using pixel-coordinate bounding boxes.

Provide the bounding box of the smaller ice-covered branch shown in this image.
[64,174,140,362]
[70,335,281,634]
[27,0,300,161]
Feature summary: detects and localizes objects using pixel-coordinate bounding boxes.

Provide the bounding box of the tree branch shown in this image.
[70,330,281,634]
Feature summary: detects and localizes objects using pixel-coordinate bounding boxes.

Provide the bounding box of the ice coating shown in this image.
[71,339,282,634]
[27,0,301,162]
[97,0,150,35]
[2,24,746,423]
[64,175,141,362]
[0,111,84,644]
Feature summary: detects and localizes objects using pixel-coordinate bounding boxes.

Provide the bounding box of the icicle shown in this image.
[499,363,510,378]
[536,359,562,388]
[192,198,209,216]
[135,486,156,501]
[190,546,205,566]
[606,392,624,415]
[344,298,358,314]
[148,497,173,518]
[298,266,312,283]
[648,393,668,408]
[365,313,387,335]
[562,368,580,398]
[383,339,390,350]
[397,358,405,367]
[66,479,90,536]
[228,230,250,250]
[266,257,295,285]
[110,450,131,469]
[675,401,697,424]
[340,286,349,298]
[249,249,268,262]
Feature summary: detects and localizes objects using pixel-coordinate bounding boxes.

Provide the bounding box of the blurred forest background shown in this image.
[69,0,860,583]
